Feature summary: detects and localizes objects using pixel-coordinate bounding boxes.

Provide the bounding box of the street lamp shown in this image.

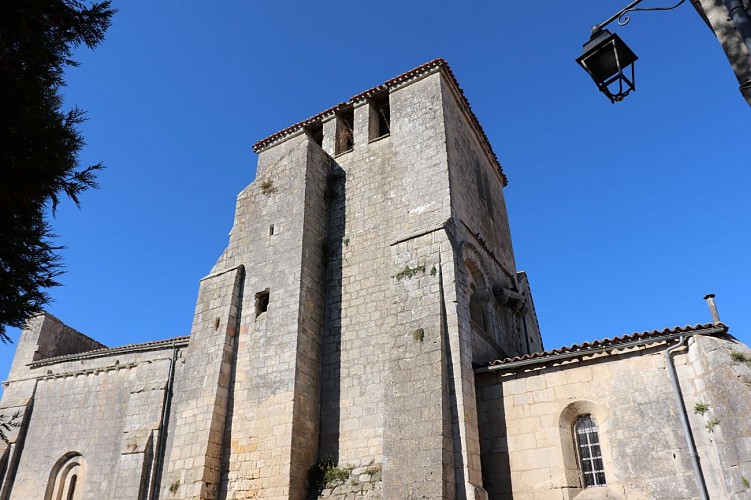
[577,0,686,103]
[576,30,638,103]
[579,0,751,106]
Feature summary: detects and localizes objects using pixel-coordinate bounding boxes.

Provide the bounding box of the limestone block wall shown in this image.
[318,114,397,469]
[440,78,514,279]
[683,334,751,499]
[440,75,530,364]
[318,70,454,478]
[313,67,537,499]
[189,133,330,499]
[382,232,454,499]
[0,318,187,500]
[438,70,546,500]
[478,345,687,499]
[0,61,548,500]
[476,333,751,499]
[162,265,243,499]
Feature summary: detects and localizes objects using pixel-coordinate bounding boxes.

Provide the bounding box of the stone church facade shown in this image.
[1,59,750,499]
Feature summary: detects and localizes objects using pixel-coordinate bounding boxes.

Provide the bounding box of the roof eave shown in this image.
[476,323,728,374]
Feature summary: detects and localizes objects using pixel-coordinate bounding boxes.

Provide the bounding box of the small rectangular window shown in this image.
[255,289,270,318]
[369,93,390,141]
[269,224,274,236]
[335,108,354,155]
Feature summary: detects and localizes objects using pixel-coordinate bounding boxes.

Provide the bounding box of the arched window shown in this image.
[574,415,606,487]
[44,452,86,500]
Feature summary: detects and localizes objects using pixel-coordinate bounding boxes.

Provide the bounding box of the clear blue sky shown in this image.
[3,1,749,378]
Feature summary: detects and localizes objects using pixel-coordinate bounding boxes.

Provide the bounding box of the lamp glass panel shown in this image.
[583,42,620,83]
[578,31,637,86]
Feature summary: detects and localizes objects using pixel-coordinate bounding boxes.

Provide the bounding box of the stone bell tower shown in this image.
[161,59,542,499]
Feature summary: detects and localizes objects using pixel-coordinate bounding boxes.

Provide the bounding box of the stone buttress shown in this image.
[162,134,331,499]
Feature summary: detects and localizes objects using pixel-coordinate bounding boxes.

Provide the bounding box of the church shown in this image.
[1,59,750,499]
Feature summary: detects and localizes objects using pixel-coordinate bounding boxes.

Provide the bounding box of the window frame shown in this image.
[574,414,607,488]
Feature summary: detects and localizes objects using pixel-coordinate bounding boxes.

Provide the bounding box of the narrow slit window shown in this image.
[335,108,354,155]
[269,224,275,236]
[255,290,270,318]
[66,474,77,500]
[575,415,606,488]
[469,283,486,331]
[369,93,390,140]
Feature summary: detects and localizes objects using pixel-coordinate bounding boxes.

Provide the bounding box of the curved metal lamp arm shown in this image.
[593,0,687,33]
[618,0,687,26]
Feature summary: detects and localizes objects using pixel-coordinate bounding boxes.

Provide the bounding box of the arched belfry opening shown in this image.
[44,452,87,500]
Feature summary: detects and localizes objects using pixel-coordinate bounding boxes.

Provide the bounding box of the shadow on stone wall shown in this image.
[476,373,512,499]
[218,277,244,500]
[318,162,347,466]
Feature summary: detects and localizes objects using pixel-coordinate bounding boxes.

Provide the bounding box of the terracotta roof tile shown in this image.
[486,323,728,368]
[251,58,507,186]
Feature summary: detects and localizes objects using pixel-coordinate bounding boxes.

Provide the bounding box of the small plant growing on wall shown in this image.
[260,178,277,195]
[730,350,751,366]
[705,417,721,433]
[742,476,750,489]
[395,264,426,281]
[363,462,382,476]
[323,463,350,485]
[168,479,180,494]
[693,402,710,415]
[311,459,353,492]
[412,328,425,342]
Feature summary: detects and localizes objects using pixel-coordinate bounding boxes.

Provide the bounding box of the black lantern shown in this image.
[576,29,638,103]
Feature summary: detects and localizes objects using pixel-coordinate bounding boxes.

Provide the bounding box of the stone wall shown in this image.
[439,70,545,500]
[317,462,383,499]
[317,71,454,477]
[0,61,547,500]
[7,313,105,380]
[476,333,751,499]
[683,334,751,498]
[189,133,331,499]
[0,313,187,500]
[162,265,243,499]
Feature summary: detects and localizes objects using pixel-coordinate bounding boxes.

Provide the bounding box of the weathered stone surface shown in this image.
[2,59,749,500]
[477,333,751,499]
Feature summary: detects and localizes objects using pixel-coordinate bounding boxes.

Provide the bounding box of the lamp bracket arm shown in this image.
[592,0,687,33]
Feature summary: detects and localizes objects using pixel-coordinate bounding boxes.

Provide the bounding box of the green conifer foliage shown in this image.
[0,1,115,341]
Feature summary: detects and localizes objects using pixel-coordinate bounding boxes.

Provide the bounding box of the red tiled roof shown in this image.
[251,58,508,186]
[486,323,728,368]
[29,336,191,366]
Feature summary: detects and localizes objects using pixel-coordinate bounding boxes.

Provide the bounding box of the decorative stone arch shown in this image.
[559,401,615,496]
[459,242,492,332]
[44,452,87,500]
